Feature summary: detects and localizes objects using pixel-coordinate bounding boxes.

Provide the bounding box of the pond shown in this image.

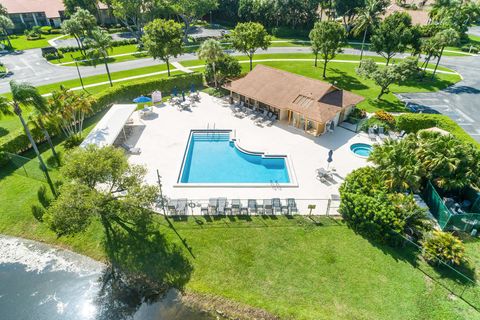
[0,235,217,320]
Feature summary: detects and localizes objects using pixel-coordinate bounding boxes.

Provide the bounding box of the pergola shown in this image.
[80,104,137,148]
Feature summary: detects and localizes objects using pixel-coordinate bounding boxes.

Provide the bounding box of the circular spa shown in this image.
[350,143,373,158]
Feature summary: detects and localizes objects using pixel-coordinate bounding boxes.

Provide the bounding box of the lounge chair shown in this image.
[208,198,218,215]
[397,130,406,139]
[272,198,281,215]
[217,197,227,215]
[368,128,377,142]
[248,199,257,215]
[121,143,141,155]
[264,114,277,127]
[263,199,273,215]
[388,131,398,141]
[378,127,388,141]
[231,199,241,215]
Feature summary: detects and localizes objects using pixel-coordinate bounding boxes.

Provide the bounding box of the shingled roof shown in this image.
[0,0,108,18]
[225,65,364,123]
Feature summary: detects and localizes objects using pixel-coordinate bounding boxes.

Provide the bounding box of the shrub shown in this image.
[204,55,242,86]
[460,45,479,54]
[422,231,465,266]
[339,167,431,242]
[64,134,83,149]
[40,26,52,34]
[44,53,64,61]
[374,110,395,124]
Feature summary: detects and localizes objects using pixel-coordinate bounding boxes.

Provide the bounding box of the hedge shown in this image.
[0,73,203,167]
[395,113,479,146]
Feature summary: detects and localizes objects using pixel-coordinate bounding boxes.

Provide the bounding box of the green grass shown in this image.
[9,34,60,50]
[50,44,148,65]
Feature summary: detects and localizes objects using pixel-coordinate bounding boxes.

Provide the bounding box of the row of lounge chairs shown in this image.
[165,198,298,216]
[368,127,406,142]
[232,102,277,127]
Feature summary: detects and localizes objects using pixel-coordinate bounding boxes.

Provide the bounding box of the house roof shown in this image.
[224,65,364,124]
[0,0,108,18]
[384,3,430,25]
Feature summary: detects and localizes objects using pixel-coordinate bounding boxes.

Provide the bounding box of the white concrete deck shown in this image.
[125,93,372,214]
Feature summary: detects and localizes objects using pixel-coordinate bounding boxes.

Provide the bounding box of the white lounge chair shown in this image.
[378,127,388,140]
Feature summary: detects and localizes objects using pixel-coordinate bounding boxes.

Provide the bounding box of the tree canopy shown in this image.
[309,21,346,78]
[172,0,218,42]
[230,22,271,71]
[142,19,184,76]
[197,39,224,87]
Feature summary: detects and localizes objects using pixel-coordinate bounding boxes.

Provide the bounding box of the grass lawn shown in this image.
[9,34,60,50]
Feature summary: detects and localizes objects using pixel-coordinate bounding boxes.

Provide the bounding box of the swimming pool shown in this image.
[350,143,373,158]
[178,130,293,185]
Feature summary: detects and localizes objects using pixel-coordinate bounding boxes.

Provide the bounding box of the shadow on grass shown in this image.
[100,222,194,317]
[328,68,369,92]
[0,127,8,137]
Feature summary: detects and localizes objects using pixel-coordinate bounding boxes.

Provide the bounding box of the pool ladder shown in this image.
[206,123,216,138]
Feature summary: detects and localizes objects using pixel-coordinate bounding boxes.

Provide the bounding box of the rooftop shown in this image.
[0,0,108,18]
[225,65,364,123]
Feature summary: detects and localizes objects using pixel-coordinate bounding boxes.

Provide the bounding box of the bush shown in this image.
[460,45,479,54]
[40,26,52,34]
[360,117,394,132]
[422,231,465,266]
[204,55,242,86]
[339,167,431,243]
[64,134,83,149]
[395,113,479,146]
[0,73,203,167]
[58,38,137,53]
[374,110,395,124]
[44,53,64,61]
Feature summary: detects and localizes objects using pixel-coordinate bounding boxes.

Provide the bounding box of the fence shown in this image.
[423,181,480,232]
[338,117,367,133]
[154,198,339,217]
[1,152,48,182]
[391,230,480,310]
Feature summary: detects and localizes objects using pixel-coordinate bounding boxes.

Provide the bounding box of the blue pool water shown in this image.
[179,132,290,184]
[350,143,373,157]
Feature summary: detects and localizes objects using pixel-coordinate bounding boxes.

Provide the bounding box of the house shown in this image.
[224,65,364,136]
[0,0,115,31]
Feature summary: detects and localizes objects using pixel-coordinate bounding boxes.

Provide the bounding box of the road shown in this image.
[1,40,478,142]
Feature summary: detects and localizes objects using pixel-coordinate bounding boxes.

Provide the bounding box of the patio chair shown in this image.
[287,198,298,215]
[231,199,241,215]
[248,199,257,215]
[272,198,281,215]
[208,198,218,215]
[217,197,227,215]
[263,199,273,215]
[378,127,388,140]
[388,131,398,141]
[167,199,178,215]
[200,203,209,215]
[176,198,188,215]
[120,143,141,155]
[264,114,277,127]
[397,130,406,139]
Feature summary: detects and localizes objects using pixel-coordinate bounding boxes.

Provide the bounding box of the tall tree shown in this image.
[335,0,366,34]
[61,8,97,53]
[230,22,271,71]
[353,0,387,63]
[370,12,413,65]
[419,37,440,72]
[142,19,184,76]
[197,39,224,87]
[172,0,218,42]
[84,28,114,86]
[0,81,55,194]
[309,21,346,78]
[356,57,418,99]
[63,0,99,16]
[431,28,459,78]
[0,15,14,49]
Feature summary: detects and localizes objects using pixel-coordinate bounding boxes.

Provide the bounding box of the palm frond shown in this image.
[10,80,48,114]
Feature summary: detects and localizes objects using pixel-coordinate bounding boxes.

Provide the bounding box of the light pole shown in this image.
[71,54,85,91]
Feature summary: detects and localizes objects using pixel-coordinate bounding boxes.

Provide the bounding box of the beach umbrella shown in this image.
[327,150,333,169]
[190,84,195,93]
[133,95,152,103]
[182,91,185,101]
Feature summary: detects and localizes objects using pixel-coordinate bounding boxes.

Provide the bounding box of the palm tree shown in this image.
[197,39,224,88]
[0,15,14,49]
[85,29,114,87]
[0,81,56,194]
[28,103,61,166]
[353,0,387,64]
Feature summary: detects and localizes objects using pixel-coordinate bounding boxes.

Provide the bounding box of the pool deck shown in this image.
[125,93,372,215]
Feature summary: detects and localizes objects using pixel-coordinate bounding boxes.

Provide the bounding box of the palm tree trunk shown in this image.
[15,104,56,196]
[432,47,444,78]
[103,55,113,86]
[359,27,368,64]
[38,118,60,166]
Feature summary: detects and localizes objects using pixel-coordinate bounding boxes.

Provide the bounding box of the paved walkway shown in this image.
[171,61,193,73]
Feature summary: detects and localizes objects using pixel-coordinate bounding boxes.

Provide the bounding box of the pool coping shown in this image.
[175,129,298,188]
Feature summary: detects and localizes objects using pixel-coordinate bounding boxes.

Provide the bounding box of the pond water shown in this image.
[0,235,216,320]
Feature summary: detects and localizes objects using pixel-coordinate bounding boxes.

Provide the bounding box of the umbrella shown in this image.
[190,84,195,93]
[182,91,185,102]
[327,150,333,169]
[133,95,152,103]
